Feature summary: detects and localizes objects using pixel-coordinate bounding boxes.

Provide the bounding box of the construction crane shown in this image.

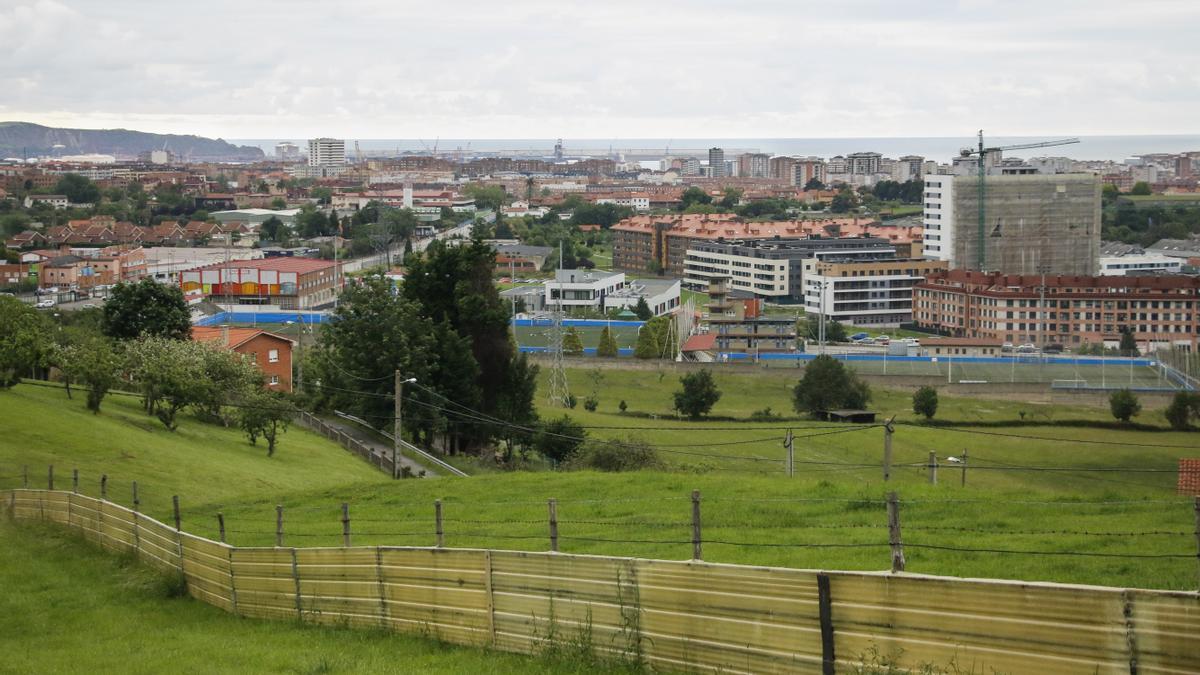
[958,130,1079,269]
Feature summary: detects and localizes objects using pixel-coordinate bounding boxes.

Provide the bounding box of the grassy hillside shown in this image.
[0,383,388,516]
[0,521,628,675]
[2,377,1196,593]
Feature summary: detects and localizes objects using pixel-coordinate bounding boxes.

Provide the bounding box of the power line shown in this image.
[910,424,1197,449]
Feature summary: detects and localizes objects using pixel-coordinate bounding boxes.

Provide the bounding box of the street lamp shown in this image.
[394,373,417,479]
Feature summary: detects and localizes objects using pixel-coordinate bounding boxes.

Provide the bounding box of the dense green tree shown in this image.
[679,186,712,211]
[296,205,332,238]
[1118,328,1139,357]
[259,216,287,242]
[1164,392,1200,430]
[237,389,295,456]
[803,177,825,191]
[912,385,938,420]
[56,335,121,413]
[101,278,191,341]
[1129,182,1152,196]
[562,326,584,356]
[568,203,634,229]
[595,326,619,358]
[793,354,871,415]
[633,315,677,360]
[829,189,857,213]
[718,187,743,209]
[633,297,653,321]
[310,187,333,204]
[463,184,508,212]
[54,174,101,204]
[673,370,721,419]
[123,337,205,430]
[533,415,586,466]
[1108,388,1141,423]
[0,296,51,387]
[495,353,540,463]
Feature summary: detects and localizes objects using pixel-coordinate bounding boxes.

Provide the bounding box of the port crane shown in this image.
[958,131,1079,269]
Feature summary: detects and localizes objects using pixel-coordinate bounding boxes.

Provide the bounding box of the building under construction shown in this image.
[923,173,1100,275]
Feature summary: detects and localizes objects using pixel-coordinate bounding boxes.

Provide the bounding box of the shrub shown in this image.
[1108,388,1141,423]
[618,400,628,414]
[750,407,781,422]
[912,386,938,420]
[1164,391,1200,430]
[583,396,598,412]
[534,415,586,465]
[567,438,663,472]
[673,370,721,419]
[793,354,871,415]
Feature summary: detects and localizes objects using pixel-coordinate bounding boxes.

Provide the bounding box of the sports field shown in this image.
[514,323,642,350]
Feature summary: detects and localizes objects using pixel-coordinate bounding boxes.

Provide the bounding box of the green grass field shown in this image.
[515,324,642,350]
[0,520,628,675]
[799,355,1171,387]
[3,378,1197,592]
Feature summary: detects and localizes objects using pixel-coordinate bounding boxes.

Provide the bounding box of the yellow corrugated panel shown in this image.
[10,489,42,521]
[830,572,1130,674]
[378,548,491,644]
[295,548,381,628]
[230,547,299,621]
[70,494,102,544]
[1130,590,1200,674]
[42,491,70,524]
[99,502,135,552]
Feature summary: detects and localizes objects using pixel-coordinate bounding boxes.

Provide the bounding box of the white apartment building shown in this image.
[541,269,680,316]
[1099,254,1183,276]
[921,175,955,262]
[595,195,651,211]
[307,138,346,167]
[802,258,948,326]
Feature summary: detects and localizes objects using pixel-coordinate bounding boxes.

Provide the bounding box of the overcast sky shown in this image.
[1,0,1197,140]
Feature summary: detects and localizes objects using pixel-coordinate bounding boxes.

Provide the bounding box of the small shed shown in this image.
[815,409,877,423]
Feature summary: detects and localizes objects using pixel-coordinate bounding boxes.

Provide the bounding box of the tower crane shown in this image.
[958,131,1079,269]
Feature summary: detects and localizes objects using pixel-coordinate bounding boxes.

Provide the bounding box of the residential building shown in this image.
[179,257,342,309]
[913,269,1200,349]
[23,194,69,209]
[611,214,915,277]
[846,152,882,176]
[708,148,726,178]
[191,327,294,392]
[39,246,147,289]
[275,142,301,161]
[705,278,797,353]
[307,138,346,167]
[922,173,1100,275]
[683,236,898,300]
[897,155,924,181]
[803,257,949,326]
[738,153,771,179]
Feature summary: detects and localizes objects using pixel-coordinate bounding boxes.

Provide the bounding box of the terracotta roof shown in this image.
[191,326,293,349]
[681,334,717,352]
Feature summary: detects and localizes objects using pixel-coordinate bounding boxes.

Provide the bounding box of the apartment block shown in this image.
[307,138,346,167]
[803,258,949,326]
[705,278,797,352]
[913,269,1200,348]
[922,173,1101,275]
[683,237,897,300]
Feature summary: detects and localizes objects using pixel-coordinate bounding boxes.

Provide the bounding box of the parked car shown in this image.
[850,332,869,341]
[1001,342,1014,352]
[1017,343,1037,353]
[35,300,55,309]
[1043,343,1064,354]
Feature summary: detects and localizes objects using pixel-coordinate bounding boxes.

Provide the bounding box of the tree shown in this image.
[54,174,101,204]
[803,177,825,191]
[825,320,847,343]
[270,197,287,210]
[0,296,51,387]
[562,326,584,356]
[58,335,121,413]
[495,353,540,463]
[912,386,938,420]
[259,216,287,242]
[718,187,743,209]
[596,326,619,358]
[673,370,721,419]
[1129,181,1152,196]
[123,336,204,430]
[237,389,295,456]
[1118,328,1139,357]
[792,354,871,415]
[633,315,676,360]
[679,186,712,211]
[1164,392,1200,430]
[463,184,508,212]
[534,415,586,466]
[310,187,333,204]
[102,278,191,341]
[829,189,856,214]
[633,297,653,321]
[1108,388,1141,423]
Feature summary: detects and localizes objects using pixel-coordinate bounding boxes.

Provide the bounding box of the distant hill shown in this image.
[0,121,265,161]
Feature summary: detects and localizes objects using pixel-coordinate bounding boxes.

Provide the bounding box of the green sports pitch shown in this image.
[514,324,642,350]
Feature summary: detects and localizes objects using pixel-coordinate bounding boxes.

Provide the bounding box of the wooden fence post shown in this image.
[22,464,28,489]
[691,490,702,561]
[547,499,558,552]
[817,573,835,675]
[1193,497,1200,592]
[100,474,107,500]
[131,481,140,554]
[276,505,284,547]
[290,547,303,619]
[72,468,79,494]
[171,495,184,572]
[217,512,227,544]
[928,451,938,485]
[172,495,181,531]
[341,503,351,547]
[887,491,905,573]
[883,423,894,481]
[961,449,968,487]
[435,500,444,548]
[47,464,53,491]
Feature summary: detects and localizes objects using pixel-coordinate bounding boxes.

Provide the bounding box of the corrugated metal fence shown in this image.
[6,488,1199,674]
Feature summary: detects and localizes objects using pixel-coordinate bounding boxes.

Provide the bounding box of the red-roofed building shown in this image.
[191,326,294,391]
[179,257,343,309]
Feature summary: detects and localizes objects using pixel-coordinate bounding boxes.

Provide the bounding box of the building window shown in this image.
[269,374,280,386]
[268,349,279,363]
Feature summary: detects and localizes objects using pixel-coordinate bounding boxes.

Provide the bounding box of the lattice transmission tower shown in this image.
[546,241,571,407]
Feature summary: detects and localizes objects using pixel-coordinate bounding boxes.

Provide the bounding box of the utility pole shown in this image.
[394,370,402,480]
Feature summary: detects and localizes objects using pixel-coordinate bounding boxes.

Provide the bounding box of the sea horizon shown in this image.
[231,134,1200,163]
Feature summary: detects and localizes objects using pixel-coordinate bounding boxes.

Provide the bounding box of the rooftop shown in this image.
[191,326,293,349]
[191,257,339,274]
